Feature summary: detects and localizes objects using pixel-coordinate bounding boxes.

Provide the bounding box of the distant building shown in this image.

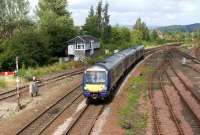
[157,31,164,39]
[66,35,100,61]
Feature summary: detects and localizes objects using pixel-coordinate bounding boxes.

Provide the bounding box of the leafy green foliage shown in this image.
[18,61,83,80]
[151,30,159,41]
[37,0,70,16]
[0,0,29,39]
[111,26,131,44]
[102,3,111,43]
[133,18,150,42]
[0,29,49,71]
[0,0,175,72]
[37,0,77,57]
[82,1,111,42]
[82,7,100,37]
[194,29,200,39]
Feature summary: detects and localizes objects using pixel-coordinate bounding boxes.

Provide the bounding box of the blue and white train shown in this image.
[83,45,144,101]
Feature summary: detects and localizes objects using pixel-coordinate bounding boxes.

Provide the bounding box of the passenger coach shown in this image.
[83,45,144,101]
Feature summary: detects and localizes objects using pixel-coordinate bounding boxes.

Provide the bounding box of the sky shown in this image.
[29,0,200,26]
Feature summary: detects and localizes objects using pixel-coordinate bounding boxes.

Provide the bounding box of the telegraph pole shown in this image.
[16,57,22,110]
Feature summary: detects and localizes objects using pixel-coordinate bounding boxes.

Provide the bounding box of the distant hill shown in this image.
[157,23,200,32]
[121,25,160,30]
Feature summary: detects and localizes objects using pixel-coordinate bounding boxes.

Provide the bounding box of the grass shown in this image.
[119,66,153,135]
[0,80,6,88]
[142,39,178,49]
[18,61,83,81]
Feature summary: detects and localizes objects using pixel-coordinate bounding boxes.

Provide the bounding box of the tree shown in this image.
[83,1,111,42]
[141,22,150,40]
[96,0,103,37]
[133,18,150,41]
[111,26,131,44]
[15,0,29,21]
[89,6,95,17]
[0,0,30,39]
[102,2,111,43]
[37,0,76,57]
[0,29,49,70]
[151,30,159,41]
[194,29,200,39]
[38,0,70,17]
[133,18,142,31]
[82,6,99,36]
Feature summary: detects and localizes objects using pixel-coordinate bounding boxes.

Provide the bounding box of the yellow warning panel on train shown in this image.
[85,84,104,93]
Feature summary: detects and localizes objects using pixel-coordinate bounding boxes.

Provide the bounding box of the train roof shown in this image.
[118,48,136,56]
[96,53,125,70]
[134,45,144,50]
[95,45,144,71]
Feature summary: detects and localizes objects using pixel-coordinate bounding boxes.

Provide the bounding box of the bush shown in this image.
[111,26,131,44]
[18,61,83,80]
[0,28,49,71]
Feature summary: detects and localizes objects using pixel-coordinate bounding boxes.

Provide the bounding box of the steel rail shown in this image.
[0,69,83,101]
[195,47,200,59]
[168,56,200,104]
[148,68,162,135]
[175,49,200,64]
[16,84,82,135]
[159,69,185,135]
[64,104,105,135]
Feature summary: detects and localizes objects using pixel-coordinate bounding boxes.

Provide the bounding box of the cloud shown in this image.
[30,0,200,26]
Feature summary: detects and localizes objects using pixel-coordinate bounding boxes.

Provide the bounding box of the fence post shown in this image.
[16,57,22,111]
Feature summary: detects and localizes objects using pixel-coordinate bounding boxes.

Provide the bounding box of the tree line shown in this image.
[0,0,161,71]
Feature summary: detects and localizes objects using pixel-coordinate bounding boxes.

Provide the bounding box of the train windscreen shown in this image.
[85,71,106,84]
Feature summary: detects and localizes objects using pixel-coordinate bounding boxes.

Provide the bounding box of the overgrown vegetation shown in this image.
[0,0,77,71]
[18,61,83,80]
[0,80,6,88]
[0,0,181,72]
[119,66,153,134]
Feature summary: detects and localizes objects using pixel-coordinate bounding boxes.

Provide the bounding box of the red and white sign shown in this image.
[0,72,15,76]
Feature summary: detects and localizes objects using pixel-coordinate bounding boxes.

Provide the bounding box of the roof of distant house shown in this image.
[67,35,99,44]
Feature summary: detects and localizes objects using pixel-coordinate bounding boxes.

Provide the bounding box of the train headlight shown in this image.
[102,85,107,91]
[84,86,88,91]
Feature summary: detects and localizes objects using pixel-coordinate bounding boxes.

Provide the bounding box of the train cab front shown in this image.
[83,66,109,100]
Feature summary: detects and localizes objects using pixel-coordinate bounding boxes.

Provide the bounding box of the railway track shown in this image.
[168,52,200,103]
[175,49,200,64]
[148,50,200,134]
[145,48,159,56]
[195,47,200,59]
[159,69,184,135]
[148,65,162,135]
[145,46,165,56]
[64,104,105,135]
[144,42,181,56]
[0,69,83,101]
[16,84,82,135]
[15,71,104,135]
[169,48,200,74]
[166,52,200,129]
[165,67,200,128]
[185,64,200,74]
[148,60,185,135]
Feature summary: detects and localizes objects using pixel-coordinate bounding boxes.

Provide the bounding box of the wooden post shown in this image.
[16,57,22,110]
